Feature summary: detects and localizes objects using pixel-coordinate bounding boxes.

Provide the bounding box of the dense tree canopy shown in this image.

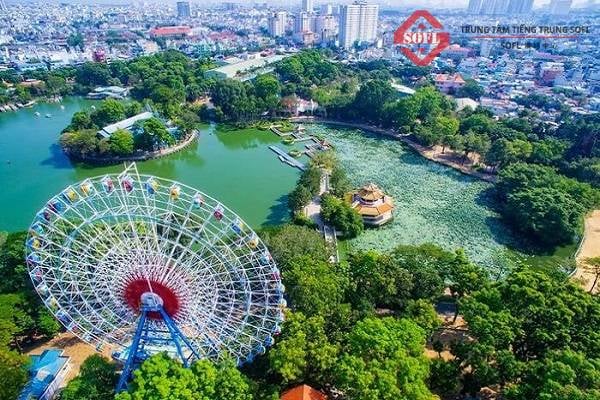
[334,317,435,400]
[116,354,254,400]
[496,163,599,246]
[453,269,600,395]
[60,355,117,400]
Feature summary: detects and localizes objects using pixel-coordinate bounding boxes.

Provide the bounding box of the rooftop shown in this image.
[150,26,191,37]
[205,54,288,80]
[357,183,385,201]
[18,349,69,400]
[97,111,153,138]
[280,385,327,400]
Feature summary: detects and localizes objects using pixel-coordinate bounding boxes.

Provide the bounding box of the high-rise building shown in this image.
[315,14,336,42]
[320,3,333,15]
[302,0,314,12]
[549,0,572,14]
[176,1,191,18]
[467,0,483,13]
[268,11,287,38]
[477,0,516,14]
[294,11,314,33]
[338,1,379,49]
[506,0,534,13]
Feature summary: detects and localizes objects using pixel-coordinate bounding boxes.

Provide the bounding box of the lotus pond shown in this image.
[306,124,521,274]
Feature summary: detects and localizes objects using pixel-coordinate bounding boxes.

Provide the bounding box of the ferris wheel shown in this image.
[25,163,285,390]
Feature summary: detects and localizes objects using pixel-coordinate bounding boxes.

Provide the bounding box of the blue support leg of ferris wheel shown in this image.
[160,307,201,362]
[116,309,148,393]
[159,307,188,366]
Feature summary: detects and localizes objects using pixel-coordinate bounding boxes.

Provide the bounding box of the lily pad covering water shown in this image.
[308,124,520,274]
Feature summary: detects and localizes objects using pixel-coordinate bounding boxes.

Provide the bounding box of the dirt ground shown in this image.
[573,210,600,294]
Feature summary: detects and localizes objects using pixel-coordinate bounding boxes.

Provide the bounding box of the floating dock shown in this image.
[269,146,306,171]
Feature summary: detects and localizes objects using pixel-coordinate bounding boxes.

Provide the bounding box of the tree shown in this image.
[283,255,346,317]
[462,131,490,164]
[334,317,435,400]
[320,194,363,238]
[447,249,488,322]
[352,79,396,124]
[269,312,338,385]
[382,97,418,130]
[297,166,322,196]
[261,225,329,267]
[117,354,254,400]
[67,32,84,50]
[329,165,351,198]
[46,75,68,95]
[0,346,28,400]
[117,353,200,400]
[211,79,257,121]
[67,111,94,131]
[109,129,134,156]
[412,86,454,123]
[60,130,100,158]
[288,185,312,212]
[486,138,533,169]
[60,355,117,400]
[428,359,462,399]
[456,79,484,100]
[389,243,452,301]
[583,256,600,293]
[124,101,143,118]
[504,350,600,400]
[530,138,568,166]
[137,118,174,150]
[505,187,584,246]
[253,74,280,112]
[402,299,441,335]
[453,268,600,395]
[0,231,29,294]
[76,62,111,87]
[90,99,126,128]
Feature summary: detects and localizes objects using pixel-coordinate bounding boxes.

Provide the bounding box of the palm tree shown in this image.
[584,256,600,293]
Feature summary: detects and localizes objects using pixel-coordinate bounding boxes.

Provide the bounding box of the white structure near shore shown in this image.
[97,111,153,139]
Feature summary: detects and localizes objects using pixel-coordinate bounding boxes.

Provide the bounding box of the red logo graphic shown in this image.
[393,10,450,66]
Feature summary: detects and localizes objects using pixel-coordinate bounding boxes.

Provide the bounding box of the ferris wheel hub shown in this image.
[123,279,181,319]
[140,292,163,311]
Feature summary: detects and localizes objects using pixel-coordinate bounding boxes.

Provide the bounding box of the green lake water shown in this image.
[0,99,520,272]
[0,98,298,231]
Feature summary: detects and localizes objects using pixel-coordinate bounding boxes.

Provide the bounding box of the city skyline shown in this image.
[6,0,598,9]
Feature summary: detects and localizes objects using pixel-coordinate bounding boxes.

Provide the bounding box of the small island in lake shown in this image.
[59,98,198,163]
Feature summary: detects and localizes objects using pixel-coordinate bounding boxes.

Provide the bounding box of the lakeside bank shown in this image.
[65,131,199,165]
[290,116,496,183]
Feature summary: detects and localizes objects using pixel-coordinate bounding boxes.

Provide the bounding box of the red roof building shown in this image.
[280,385,327,400]
[150,26,191,38]
[434,73,466,94]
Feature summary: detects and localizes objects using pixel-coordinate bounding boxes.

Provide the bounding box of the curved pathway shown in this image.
[573,210,600,294]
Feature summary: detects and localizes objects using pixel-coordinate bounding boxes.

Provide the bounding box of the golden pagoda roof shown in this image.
[354,202,394,216]
[357,183,386,201]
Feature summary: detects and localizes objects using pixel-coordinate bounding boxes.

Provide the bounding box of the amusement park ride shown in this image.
[25,163,285,391]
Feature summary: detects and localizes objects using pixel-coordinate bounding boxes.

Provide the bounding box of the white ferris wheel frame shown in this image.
[26,163,285,365]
